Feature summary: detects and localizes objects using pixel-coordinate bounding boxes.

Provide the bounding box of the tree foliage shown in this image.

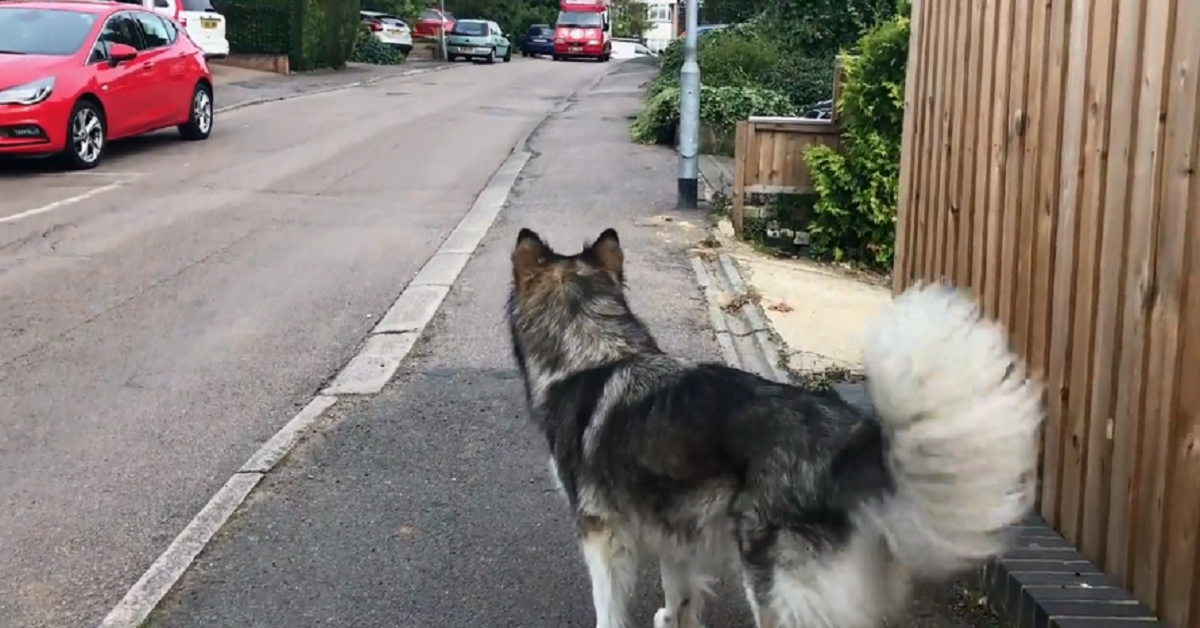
[802,6,910,267]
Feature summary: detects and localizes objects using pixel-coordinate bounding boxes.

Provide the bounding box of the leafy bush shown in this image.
[351,26,406,65]
[803,10,909,267]
[765,53,836,110]
[631,84,795,145]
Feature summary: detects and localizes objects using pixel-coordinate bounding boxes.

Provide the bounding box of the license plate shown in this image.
[200,18,218,29]
[533,38,547,42]
[568,45,582,52]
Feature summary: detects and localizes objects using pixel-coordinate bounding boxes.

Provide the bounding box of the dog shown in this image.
[506,227,1043,628]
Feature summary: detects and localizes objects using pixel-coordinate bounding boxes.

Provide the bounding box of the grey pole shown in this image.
[439,0,448,62]
[676,0,700,209]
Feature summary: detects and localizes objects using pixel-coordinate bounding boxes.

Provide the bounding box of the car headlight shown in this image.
[0,77,55,106]
[587,40,600,45]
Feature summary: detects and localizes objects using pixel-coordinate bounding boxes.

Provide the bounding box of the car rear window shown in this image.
[377,16,407,27]
[0,8,97,56]
[180,0,216,11]
[527,26,553,37]
[450,21,487,36]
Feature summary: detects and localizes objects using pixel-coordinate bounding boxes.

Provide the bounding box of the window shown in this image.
[133,11,171,48]
[180,0,215,10]
[154,0,171,8]
[450,20,487,36]
[420,9,442,20]
[647,4,671,22]
[91,13,145,62]
[556,10,602,27]
[0,7,97,55]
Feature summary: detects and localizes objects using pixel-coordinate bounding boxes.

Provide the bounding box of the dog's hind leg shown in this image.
[578,516,638,628]
[653,558,707,628]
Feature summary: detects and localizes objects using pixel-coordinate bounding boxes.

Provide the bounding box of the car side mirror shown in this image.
[108,43,138,64]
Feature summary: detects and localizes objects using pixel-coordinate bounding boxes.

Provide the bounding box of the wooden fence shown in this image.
[892,0,1200,626]
[730,117,840,235]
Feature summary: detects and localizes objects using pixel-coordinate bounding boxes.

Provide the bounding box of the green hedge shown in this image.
[802,9,910,267]
[631,84,796,145]
[222,0,361,71]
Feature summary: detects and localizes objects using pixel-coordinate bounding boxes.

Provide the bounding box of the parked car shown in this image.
[115,0,230,59]
[0,0,215,169]
[413,7,454,38]
[360,10,413,57]
[610,38,656,60]
[521,23,554,57]
[802,99,834,120]
[678,23,729,39]
[445,19,511,64]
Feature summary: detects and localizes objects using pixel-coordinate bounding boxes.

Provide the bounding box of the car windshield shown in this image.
[0,8,97,56]
[450,21,487,36]
[556,10,602,27]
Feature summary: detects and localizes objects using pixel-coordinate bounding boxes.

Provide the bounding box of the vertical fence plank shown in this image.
[1146,1,1200,620]
[1043,0,1093,537]
[1014,0,1050,360]
[999,0,1033,344]
[893,0,927,292]
[971,0,1001,304]
[1060,0,1118,547]
[922,0,953,280]
[1034,0,1075,527]
[1107,0,1174,590]
[1080,0,1145,567]
[732,121,748,236]
[937,0,967,281]
[950,0,978,286]
[982,0,1017,320]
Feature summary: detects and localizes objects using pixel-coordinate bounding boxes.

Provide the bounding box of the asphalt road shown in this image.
[0,56,612,628]
[138,60,752,628]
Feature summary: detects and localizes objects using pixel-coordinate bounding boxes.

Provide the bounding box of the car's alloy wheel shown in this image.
[63,100,105,170]
[179,82,214,141]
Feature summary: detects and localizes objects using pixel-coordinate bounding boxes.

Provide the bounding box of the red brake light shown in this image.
[368,21,382,31]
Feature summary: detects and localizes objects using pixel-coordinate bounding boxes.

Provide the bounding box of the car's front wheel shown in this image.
[61,99,106,170]
[178,82,213,141]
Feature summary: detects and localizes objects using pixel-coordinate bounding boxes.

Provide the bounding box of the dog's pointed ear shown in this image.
[588,228,624,278]
[513,228,548,280]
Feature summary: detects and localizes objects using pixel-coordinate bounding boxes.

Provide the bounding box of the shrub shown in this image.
[802,10,909,267]
[351,26,406,65]
[765,53,836,109]
[648,26,779,100]
[631,84,795,145]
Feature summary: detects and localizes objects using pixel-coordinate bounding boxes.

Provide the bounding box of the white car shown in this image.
[117,0,230,58]
[361,10,414,57]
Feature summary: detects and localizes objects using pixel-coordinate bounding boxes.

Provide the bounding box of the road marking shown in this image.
[0,181,124,226]
[96,66,614,628]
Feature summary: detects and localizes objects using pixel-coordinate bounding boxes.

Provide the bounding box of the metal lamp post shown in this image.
[676,0,700,209]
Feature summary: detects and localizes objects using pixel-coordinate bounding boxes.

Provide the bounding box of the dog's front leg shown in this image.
[578,516,637,628]
[654,558,707,628]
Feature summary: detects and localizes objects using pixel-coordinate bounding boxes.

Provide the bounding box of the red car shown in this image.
[0,0,214,170]
[413,7,454,38]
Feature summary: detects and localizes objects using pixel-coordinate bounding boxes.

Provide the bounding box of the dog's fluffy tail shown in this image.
[860,283,1044,579]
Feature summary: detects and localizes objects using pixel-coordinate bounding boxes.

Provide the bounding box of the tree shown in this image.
[611,0,648,39]
[362,0,419,19]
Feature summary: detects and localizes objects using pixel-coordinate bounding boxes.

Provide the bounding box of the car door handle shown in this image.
[140,61,154,70]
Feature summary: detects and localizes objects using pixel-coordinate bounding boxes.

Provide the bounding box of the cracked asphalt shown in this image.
[0,56,614,628]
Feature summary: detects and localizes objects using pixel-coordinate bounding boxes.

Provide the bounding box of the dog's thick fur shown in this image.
[506,228,1043,628]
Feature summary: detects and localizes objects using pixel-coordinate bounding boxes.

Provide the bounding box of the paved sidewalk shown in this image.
[211,60,454,111]
[142,61,740,628]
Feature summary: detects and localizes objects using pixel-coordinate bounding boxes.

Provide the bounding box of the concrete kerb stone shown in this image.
[715,252,790,383]
[96,62,626,628]
[213,63,457,114]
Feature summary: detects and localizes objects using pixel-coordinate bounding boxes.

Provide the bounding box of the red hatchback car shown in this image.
[0,0,214,169]
[413,7,454,38]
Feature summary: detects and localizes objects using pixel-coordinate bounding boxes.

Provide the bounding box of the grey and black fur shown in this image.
[506,228,1044,628]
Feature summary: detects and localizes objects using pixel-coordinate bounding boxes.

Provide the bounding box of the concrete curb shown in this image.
[213,63,457,114]
[690,251,790,383]
[96,63,620,628]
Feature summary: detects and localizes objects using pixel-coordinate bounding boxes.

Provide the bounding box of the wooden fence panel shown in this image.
[894,0,1200,625]
[729,118,840,236]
